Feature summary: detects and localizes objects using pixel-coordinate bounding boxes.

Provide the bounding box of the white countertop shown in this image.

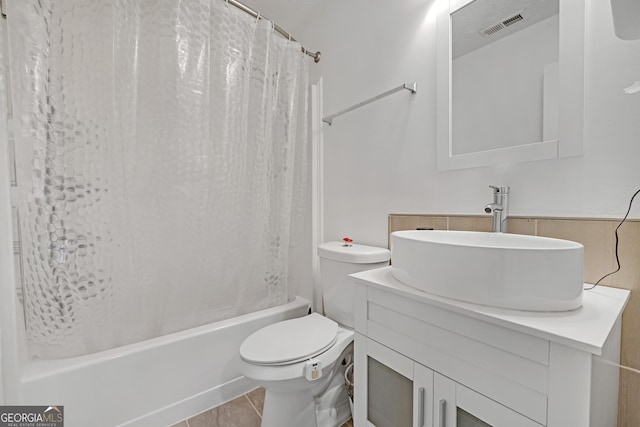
[350,266,630,355]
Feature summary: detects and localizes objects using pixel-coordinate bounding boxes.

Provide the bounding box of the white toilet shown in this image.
[239,241,391,427]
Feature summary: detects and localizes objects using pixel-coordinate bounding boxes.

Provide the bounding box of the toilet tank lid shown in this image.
[318,241,391,264]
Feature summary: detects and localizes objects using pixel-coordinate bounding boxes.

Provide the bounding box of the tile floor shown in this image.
[169,387,353,427]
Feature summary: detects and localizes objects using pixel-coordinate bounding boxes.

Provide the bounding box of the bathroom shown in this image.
[0,0,639,426]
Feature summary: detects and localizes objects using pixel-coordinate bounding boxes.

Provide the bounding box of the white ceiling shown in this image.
[239,0,321,38]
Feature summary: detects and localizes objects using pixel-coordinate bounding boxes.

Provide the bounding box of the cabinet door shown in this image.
[355,335,433,427]
[413,363,434,427]
[433,373,543,427]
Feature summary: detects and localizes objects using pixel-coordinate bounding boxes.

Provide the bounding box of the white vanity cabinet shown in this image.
[351,267,629,427]
[356,335,541,427]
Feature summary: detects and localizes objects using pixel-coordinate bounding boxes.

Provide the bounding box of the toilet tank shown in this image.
[318,241,391,328]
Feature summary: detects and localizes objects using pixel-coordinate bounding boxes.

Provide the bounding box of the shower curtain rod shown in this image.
[226,0,321,63]
[0,1,319,60]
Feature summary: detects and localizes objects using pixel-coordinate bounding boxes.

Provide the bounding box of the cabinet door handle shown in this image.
[439,399,446,427]
[418,387,425,427]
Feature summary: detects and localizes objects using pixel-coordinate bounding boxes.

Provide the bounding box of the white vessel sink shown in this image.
[390,230,584,311]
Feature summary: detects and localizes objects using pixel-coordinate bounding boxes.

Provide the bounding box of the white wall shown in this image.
[296,0,640,249]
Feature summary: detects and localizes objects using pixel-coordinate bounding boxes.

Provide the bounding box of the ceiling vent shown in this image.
[479,11,525,38]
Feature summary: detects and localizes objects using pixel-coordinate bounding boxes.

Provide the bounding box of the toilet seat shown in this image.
[240,313,339,366]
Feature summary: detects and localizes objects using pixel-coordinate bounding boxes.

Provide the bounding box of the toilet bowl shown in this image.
[239,314,354,427]
[238,241,390,427]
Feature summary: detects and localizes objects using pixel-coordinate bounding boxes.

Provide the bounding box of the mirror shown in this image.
[452,0,560,156]
[436,0,585,171]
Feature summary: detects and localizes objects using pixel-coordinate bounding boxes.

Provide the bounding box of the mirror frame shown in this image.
[436,0,585,171]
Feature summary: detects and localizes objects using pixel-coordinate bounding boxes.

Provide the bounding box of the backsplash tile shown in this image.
[388,215,448,247]
[388,215,448,231]
[616,220,640,292]
[536,219,618,285]
[506,218,536,235]
[448,216,493,232]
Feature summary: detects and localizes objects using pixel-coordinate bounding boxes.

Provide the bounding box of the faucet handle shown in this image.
[489,185,510,194]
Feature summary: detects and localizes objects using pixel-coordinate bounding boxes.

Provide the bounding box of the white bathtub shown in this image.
[18,297,310,427]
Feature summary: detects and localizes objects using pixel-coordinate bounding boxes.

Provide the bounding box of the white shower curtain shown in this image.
[7,0,309,358]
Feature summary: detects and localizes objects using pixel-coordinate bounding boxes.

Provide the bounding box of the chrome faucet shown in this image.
[484,185,510,233]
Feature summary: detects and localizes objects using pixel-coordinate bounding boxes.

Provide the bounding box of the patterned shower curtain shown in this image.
[7,0,309,358]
